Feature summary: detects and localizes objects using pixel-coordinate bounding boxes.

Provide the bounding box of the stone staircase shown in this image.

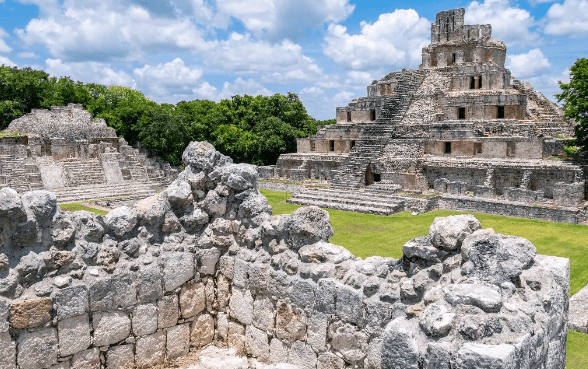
[288,188,406,215]
[331,70,426,189]
[53,182,161,204]
[121,152,149,182]
[61,159,106,187]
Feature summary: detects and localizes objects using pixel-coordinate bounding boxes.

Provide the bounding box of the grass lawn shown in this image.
[260,188,588,368]
[59,202,108,216]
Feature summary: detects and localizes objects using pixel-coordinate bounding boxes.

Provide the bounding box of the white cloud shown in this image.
[205,32,323,82]
[17,52,39,59]
[192,77,272,100]
[323,9,430,70]
[345,71,373,87]
[0,56,16,67]
[465,0,540,48]
[332,91,354,104]
[17,0,214,62]
[133,58,203,96]
[506,48,551,78]
[0,28,12,54]
[45,58,135,87]
[300,86,324,96]
[545,0,588,37]
[216,0,354,40]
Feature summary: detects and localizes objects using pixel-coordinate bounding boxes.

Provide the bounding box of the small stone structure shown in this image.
[267,8,586,222]
[0,142,569,368]
[1,104,176,202]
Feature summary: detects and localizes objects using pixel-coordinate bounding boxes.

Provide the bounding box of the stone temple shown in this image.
[264,8,585,223]
[1,104,176,202]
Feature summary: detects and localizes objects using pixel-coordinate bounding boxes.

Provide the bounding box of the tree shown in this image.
[556,58,588,153]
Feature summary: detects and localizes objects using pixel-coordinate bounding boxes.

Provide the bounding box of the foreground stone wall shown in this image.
[0,142,569,369]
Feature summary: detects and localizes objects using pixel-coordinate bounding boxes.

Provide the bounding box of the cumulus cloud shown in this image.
[323,9,430,70]
[17,52,39,59]
[192,77,272,100]
[506,48,551,78]
[216,0,354,40]
[465,0,540,48]
[544,0,588,37]
[0,56,16,67]
[204,32,323,82]
[17,0,214,62]
[133,58,203,96]
[45,58,135,87]
[0,28,12,54]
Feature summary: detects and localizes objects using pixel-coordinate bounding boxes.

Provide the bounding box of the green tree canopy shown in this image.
[556,58,588,152]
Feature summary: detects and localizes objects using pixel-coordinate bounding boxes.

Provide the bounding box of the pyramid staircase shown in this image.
[288,188,406,215]
[53,182,161,204]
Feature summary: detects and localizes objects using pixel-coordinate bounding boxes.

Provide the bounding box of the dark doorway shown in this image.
[329,140,335,152]
[470,77,476,89]
[474,142,482,154]
[347,112,351,122]
[497,106,505,119]
[351,140,356,148]
[452,53,456,64]
[458,107,466,120]
[445,142,452,154]
[365,164,374,186]
[507,141,516,157]
[369,110,376,121]
[374,173,381,182]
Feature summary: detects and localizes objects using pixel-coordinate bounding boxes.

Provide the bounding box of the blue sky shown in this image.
[0,0,586,119]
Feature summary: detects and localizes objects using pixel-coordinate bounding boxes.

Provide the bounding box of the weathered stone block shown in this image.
[10,298,51,329]
[456,343,517,369]
[158,294,179,329]
[52,285,88,320]
[136,331,166,368]
[381,317,419,369]
[275,300,307,341]
[57,314,91,356]
[0,331,16,369]
[307,310,328,352]
[167,323,190,359]
[317,352,345,369]
[191,313,215,348]
[219,255,234,280]
[253,297,275,331]
[336,285,363,325]
[246,325,270,362]
[112,272,137,309]
[179,281,205,318]
[205,278,215,312]
[329,321,368,364]
[17,328,58,369]
[106,344,135,369]
[0,298,9,333]
[217,274,231,312]
[137,265,163,304]
[198,248,221,275]
[162,252,195,291]
[132,303,158,337]
[270,338,288,364]
[227,322,245,351]
[92,311,131,346]
[424,342,452,369]
[290,279,316,309]
[229,288,253,325]
[233,258,249,288]
[315,279,336,314]
[217,312,229,341]
[289,341,317,369]
[71,348,100,369]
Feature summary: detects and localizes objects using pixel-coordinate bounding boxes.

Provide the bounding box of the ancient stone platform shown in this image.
[1,103,176,202]
[0,141,569,369]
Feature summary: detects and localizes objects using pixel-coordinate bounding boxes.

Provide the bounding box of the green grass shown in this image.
[0,130,26,138]
[260,188,588,368]
[59,202,108,216]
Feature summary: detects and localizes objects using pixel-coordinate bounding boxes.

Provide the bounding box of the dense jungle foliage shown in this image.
[0,66,335,165]
[556,58,587,155]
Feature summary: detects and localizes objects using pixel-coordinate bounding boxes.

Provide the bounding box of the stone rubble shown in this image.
[0,141,570,369]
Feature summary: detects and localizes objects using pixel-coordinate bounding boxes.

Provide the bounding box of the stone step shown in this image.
[288,188,406,215]
[53,182,162,203]
[288,196,404,216]
[294,188,405,205]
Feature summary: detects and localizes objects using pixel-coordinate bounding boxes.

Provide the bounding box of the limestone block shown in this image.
[229,288,253,325]
[429,215,481,250]
[162,252,194,291]
[402,236,448,263]
[57,314,91,356]
[336,285,363,325]
[71,348,100,369]
[0,187,24,218]
[275,301,307,341]
[307,311,328,352]
[158,295,179,329]
[249,263,270,296]
[52,285,88,320]
[381,317,420,369]
[253,297,275,331]
[137,265,164,304]
[317,352,345,369]
[328,321,368,364]
[217,274,231,312]
[290,279,316,309]
[22,190,57,223]
[202,191,227,216]
[365,300,392,336]
[233,258,249,288]
[0,298,9,333]
[217,313,229,341]
[456,343,517,369]
[92,311,131,347]
[112,272,137,309]
[104,206,137,237]
[191,314,215,348]
[219,255,234,280]
[442,284,502,312]
[132,303,158,337]
[166,180,193,209]
[205,279,216,312]
[227,321,245,351]
[364,338,383,369]
[284,206,333,249]
[10,298,52,329]
[423,342,452,369]
[49,362,70,369]
[136,331,166,368]
[17,328,58,369]
[289,341,317,369]
[419,303,455,337]
[245,325,270,362]
[0,331,16,369]
[180,281,206,318]
[167,323,190,359]
[315,279,336,314]
[269,338,288,364]
[88,276,115,311]
[198,248,221,275]
[106,344,135,369]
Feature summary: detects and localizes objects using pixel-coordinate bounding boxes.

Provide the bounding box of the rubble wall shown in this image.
[0,142,569,369]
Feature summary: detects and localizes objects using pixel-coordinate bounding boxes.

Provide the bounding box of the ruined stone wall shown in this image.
[0,142,569,369]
